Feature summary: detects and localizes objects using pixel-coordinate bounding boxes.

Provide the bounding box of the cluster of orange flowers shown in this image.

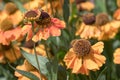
[0,0,120,80]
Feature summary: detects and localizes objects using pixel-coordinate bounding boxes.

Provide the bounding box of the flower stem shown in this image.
[31,21,42,80]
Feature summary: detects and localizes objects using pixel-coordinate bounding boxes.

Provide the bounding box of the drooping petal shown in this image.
[78,62,89,75]
[72,57,82,73]
[49,26,61,36]
[93,54,106,67]
[92,42,104,54]
[84,55,99,70]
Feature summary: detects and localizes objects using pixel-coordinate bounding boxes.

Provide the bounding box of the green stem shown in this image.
[31,21,42,80]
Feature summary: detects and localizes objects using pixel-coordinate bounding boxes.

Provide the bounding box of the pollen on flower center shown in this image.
[35,11,51,25]
[0,18,14,31]
[72,39,91,56]
[95,13,109,26]
[4,2,18,15]
[82,13,95,25]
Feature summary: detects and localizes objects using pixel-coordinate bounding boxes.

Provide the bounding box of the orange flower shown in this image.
[96,13,120,40]
[76,13,101,39]
[0,18,25,45]
[0,44,21,63]
[64,39,106,75]
[23,10,65,42]
[97,20,120,40]
[15,60,47,80]
[113,48,120,64]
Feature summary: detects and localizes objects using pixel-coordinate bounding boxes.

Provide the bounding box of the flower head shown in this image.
[96,13,120,40]
[76,13,101,39]
[64,39,106,75]
[23,10,65,42]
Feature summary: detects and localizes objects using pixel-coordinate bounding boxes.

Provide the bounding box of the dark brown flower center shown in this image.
[75,0,87,4]
[95,13,109,26]
[23,39,38,49]
[4,2,18,15]
[72,39,91,56]
[24,10,40,21]
[0,18,14,31]
[35,11,51,25]
[82,13,95,25]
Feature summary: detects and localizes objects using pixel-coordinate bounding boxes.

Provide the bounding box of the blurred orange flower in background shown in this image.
[96,13,120,40]
[0,18,25,45]
[0,44,21,63]
[76,13,101,39]
[113,48,120,64]
[64,39,106,75]
[21,39,46,57]
[15,60,47,80]
[113,8,120,20]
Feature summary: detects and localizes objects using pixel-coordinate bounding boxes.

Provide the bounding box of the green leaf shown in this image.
[20,48,49,77]
[63,0,70,23]
[94,0,107,14]
[9,63,39,80]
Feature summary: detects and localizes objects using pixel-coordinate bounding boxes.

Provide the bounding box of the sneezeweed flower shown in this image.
[0,18,23,45]
[113,48,120,64]
[3,2,23,25]
[76,13,101,39]
[75,0,95,11]
[21,39,46,56]
[96,13,120,40]
[64,39,106,75]
[23,10,65,42]
[0,44,21,63]
[15,59,47,80]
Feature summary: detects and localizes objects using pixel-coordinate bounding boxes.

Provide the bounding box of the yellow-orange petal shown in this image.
[78,63,89,75]
[93,54,106,67]
[84,55,99,70]
[49,26,61,36]
[5,46,21,63]
[76,23,85,36]
[72,57,82,73]
[113,48,120,64]
[15,65,26,77]
[64,49,76,68]
[92,42,104,54]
